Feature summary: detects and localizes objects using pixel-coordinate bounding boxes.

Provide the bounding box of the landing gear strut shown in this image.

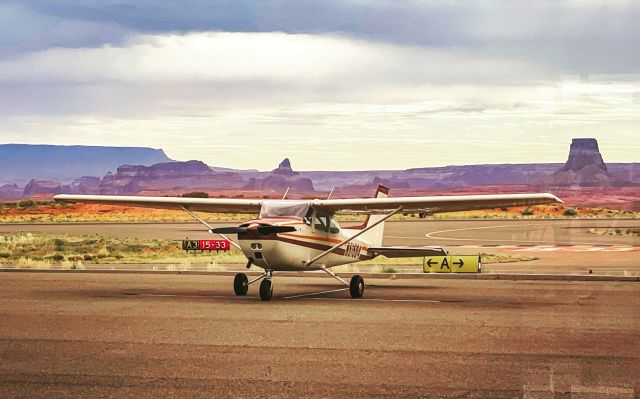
[233,270,274,301]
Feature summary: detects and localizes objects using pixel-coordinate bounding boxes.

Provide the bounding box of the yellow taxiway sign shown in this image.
[423,255,481,273]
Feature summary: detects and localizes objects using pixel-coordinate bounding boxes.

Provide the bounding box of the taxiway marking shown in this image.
[422,225,638,248]
[122,290,446,303]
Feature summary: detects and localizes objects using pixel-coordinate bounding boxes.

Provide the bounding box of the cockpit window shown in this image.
[314,213,340,234]
[259,200,311,219]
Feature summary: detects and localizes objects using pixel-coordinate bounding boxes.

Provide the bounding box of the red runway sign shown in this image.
[182,240,231,251]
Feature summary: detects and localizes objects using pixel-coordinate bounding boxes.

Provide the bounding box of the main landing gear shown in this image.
[234,270,273,301]
[321,267,365,299]
[349,275,365,299]
[234,269,364,301]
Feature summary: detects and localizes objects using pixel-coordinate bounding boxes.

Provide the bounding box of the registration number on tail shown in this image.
[182,240,231,251]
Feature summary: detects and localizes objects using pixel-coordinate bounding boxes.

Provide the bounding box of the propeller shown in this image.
[210,225,297,235]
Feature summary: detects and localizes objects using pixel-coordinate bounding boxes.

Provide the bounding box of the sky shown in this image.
[0,0,638,171]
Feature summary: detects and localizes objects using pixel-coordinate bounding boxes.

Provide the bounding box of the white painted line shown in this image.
[133,290,445,303]
[423,224,631,247]
[282,288,349,299]
[288,297,444,303]
[126,293,253,300]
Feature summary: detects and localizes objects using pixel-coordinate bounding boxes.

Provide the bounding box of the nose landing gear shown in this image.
[233,270,274,301]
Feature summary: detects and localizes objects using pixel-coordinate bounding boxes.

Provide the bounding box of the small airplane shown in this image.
[54,186,561,301]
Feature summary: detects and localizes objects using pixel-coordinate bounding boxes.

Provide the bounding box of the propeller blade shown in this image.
[256,225,297,234]
[210,225,296,235]
[209,227,249,234]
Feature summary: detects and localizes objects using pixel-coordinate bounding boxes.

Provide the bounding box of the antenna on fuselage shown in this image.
[327,187,335,199]
[282,187,290,200]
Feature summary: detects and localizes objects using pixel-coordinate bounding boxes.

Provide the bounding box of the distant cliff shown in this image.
[0,144,172,184]
[98,160,245,194]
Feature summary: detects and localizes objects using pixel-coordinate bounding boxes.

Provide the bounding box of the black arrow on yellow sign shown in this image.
[426,259,437,267]
[453,259,464,268]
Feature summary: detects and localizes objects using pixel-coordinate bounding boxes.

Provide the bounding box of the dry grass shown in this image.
[0,233,247,267]
[588,228,640,237]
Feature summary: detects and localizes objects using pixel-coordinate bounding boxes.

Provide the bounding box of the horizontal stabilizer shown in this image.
[369,246,447,258]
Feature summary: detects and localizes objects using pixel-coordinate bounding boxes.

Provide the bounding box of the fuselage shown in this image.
[236,217,375,271]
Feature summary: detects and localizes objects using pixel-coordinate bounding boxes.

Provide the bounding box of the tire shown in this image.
[349,275,364,299]
[233,273,248,296]
[259,279,273,301]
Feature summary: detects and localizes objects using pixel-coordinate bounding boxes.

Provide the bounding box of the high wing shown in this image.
[314,193,562,214]
[54,192,562,215]
[369,246,447,258]
[53,194,262,214]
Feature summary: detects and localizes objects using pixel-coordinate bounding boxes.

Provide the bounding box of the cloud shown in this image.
[0,31,550,118]
[6,0,640,74]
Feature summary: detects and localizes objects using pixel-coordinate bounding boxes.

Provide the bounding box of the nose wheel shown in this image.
[233,271,274,301]
[259,279,273,301]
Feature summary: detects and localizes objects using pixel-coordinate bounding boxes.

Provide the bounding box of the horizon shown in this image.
[0,138,636,174]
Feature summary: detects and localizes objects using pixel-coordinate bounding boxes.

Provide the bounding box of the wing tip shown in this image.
[545,193,564,204]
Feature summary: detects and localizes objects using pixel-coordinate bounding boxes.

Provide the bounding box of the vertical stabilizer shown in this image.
[355,184,389,246]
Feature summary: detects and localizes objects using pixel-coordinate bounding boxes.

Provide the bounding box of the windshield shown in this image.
[259,200,311,219]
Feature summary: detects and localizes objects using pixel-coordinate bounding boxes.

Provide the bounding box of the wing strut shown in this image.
[180,206,242,251]
[305,206,403,268]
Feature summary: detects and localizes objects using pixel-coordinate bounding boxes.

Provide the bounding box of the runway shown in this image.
[2,219,638,274]
[0,272,638,398]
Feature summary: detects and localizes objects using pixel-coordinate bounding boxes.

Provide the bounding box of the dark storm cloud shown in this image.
[3,0,639,74]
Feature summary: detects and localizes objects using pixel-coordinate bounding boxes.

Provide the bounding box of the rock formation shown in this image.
[271,158,297,176]
[68,176,100,194]
[0,184,23,199]
[98,160,245,195]
[23,179,62,197]
[244,159,315,193]
[549,138,617,186]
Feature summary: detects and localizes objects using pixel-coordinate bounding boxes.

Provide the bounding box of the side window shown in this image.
[314,213,340,234]
[314,214,329,232]
[328,218,340,234]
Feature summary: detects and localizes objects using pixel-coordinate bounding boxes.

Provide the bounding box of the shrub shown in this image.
[83,254,93,261]
[50,254,65,262]
[182,191,209,198]
[382,266,397,273]
[521,207,534,216]
[563,208,578,216]
[53,238,65,251]
[96,253,107,259]
[18,199,36,208]
[0,252,10,258]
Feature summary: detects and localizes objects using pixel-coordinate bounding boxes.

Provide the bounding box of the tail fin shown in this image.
[357,184,389,247]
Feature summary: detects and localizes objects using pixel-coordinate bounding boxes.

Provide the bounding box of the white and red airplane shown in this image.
[54,186,561,301]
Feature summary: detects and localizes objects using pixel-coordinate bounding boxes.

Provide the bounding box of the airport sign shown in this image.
[424,255,481,273]
[182,239,231,251]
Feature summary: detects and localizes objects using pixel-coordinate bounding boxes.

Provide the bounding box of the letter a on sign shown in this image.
[441,257,450,270]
